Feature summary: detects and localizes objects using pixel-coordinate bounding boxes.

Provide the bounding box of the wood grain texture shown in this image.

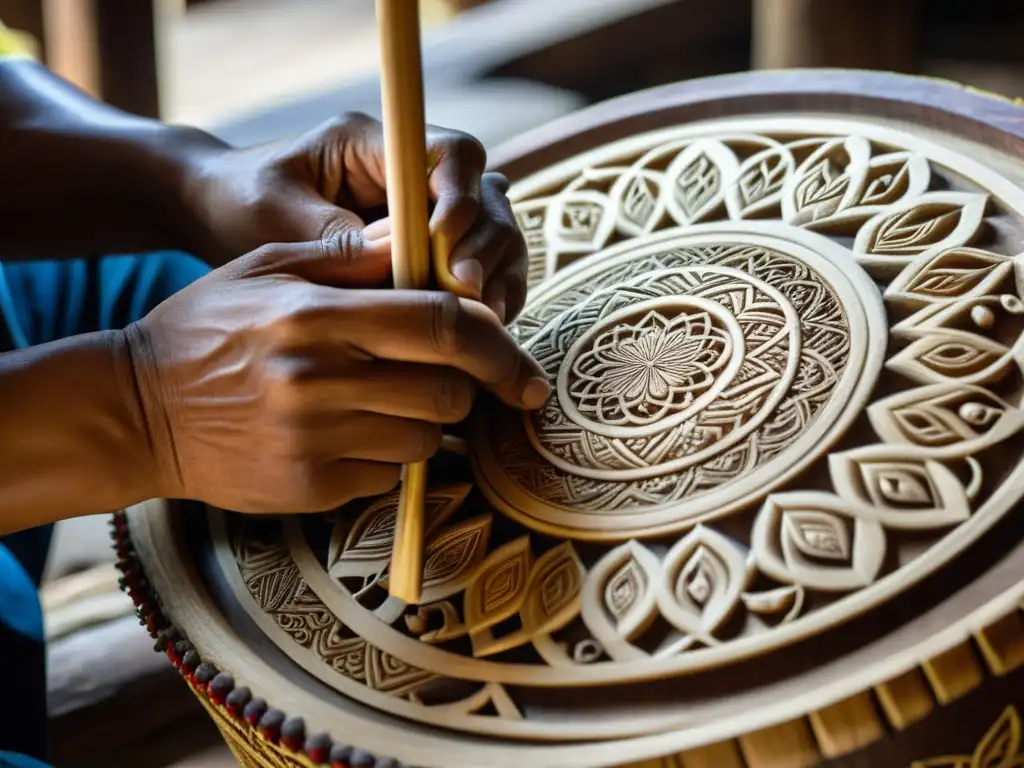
[875,668,935,730]
[375,0,432,605]
[125,71,1024,768]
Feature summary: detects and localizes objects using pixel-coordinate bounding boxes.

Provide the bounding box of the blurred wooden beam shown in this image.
[42,0,100,96]
[753,0,922,72]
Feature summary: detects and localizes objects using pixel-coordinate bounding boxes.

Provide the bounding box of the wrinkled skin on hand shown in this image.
[125,242,550,514]
[188,113,528,324]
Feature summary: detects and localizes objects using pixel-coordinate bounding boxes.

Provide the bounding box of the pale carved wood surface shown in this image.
[124,72,1024,768]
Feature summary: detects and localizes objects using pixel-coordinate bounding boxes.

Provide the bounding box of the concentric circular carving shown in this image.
[474,226,885,538]
[197,115,1024,748]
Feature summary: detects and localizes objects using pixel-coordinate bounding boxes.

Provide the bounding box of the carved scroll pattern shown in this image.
[513,132,990,287]
[221,122,1024,735]
[911,705,1023,767]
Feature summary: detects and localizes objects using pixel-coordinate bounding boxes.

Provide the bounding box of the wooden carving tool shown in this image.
[376,0,431,604]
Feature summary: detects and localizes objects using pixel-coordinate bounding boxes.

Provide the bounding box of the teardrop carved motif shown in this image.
[216,117,1024,744]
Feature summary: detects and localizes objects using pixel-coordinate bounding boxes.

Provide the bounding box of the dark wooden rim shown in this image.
[489,68,1024,180]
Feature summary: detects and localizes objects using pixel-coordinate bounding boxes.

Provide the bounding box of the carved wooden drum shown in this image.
[116,71,1024,768]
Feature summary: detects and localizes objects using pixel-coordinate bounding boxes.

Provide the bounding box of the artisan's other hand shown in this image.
[126,242,549,515]
[190,114,528,323]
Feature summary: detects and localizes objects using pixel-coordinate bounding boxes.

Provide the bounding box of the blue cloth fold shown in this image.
[0,251,210,763]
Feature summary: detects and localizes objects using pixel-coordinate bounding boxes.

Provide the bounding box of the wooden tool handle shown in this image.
[376,0,431,604]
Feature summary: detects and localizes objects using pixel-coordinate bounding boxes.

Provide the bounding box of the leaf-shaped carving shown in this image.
[512,198,548,251]
[544,184,616,257]
[725,143,794,219]
[418,514,492,605]
[751,492,886,591]
[972,706,1022,768]
[328,484,470,581]
[891,295,1024,351]
[859,154,921,205]
[580,541,661,662]
[911,706,1024,768]
[868,383,1024,457]
[886,332,1015,387]
[783,511,850,560]
[781,136,869,227]
[657,525,749,639]
[663,140,740,225]
[519,541,584,637]
[854,193,988,274]
[829,446,971,529]
[609,168,664,235]
[885,247,1014,308]
[463,536,532,635]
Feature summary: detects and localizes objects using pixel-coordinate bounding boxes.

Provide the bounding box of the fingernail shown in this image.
[363,218,391,242]
[521,377,551,410]
[452,259,483,297]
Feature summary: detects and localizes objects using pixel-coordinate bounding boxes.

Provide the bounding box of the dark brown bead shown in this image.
[257,708,286,742]
[181,649,201,671]
[242,698,267,726]
[304,732,332,764]
[194,662,218,684]
[329,743,354,767]
[225,685,251,716]
[208,673,234,704]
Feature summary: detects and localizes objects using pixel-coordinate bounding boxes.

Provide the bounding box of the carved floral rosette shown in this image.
[207,116,1024,748]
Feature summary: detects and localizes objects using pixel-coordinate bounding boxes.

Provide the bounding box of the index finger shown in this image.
[320,288,550,411]
[425,127,488,297]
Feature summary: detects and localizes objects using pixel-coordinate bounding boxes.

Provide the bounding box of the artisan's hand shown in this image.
[124,241,549,514]
[189,114,528,323]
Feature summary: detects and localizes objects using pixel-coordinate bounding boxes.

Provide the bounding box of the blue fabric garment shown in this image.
[0,751,52,768]
[0,251,210,763]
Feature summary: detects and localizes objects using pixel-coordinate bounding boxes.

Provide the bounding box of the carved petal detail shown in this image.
[726,143,794,219]
[972,705,1022,768]
[610,167,665,235]
[419,514,493,605]
[885,247,1014,308]
[828,445,971,529]
[328,484,470,581]
[886,332,1016,387]
[520,541,585,636]
[853,192,988,274]
[580,540,662,662]
[658,525,749,639]
[663,140,740,224]
[868,383,1024,456]
[751,492,886,592]
[782,136,871,227]
[544,187,616,256]
[464,536,533,636]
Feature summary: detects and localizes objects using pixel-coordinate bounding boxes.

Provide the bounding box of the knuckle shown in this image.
[446,131,487,168]
[411,424,444,462]
[432,376,474,422]
[262,357,315,415]
[318,220,363,263]
[490,216,519,243]
[427,292,465,357]
[321,111,375,137]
